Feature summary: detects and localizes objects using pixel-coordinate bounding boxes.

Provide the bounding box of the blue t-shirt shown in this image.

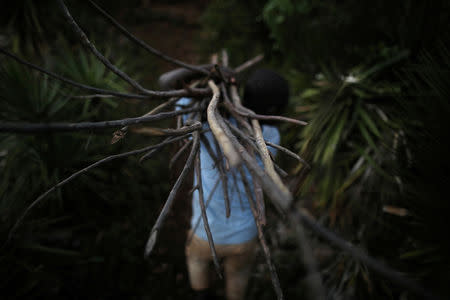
[177,98,280,244]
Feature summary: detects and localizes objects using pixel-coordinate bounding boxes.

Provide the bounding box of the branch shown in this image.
[0,107,200,133]
[265,141,311,169]
[186,178,221,245]
[200,135,231,218]
[144,129,200,257]
[57,0,148,93]
[239,167,284,300]
[169,139,192,169]
[206,80,241,167]
[5,133,192,245]
[294,209,438,300]
[87,0,209,75]
[0,47,210,99]
[234,54,264,73]
[195,154,223,278]
[214,108,293,212]
[130,122,202,136]
[252,119,291,197]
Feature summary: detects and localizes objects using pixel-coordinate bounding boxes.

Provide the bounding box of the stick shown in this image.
[87,0,209,75]
[239,167,284,300]
[0,48,208,99]
[235,54,264,73]
[5,133,192,245]
[206,80,240,167]
[0,108,200,133]
[195,155,223,278]
[169,139,192,169]
[144,130,200,257]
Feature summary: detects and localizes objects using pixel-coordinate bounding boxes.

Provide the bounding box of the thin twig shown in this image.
[201,135,231,218]
[234,54,264,73]
[169,139,192,169]
[195,154,223,278]
[234,105,308,126]
[57,0,147,93]
[221,50,229,68]
[111,97,181,144]
[0,48,210,99]
[87,0,209,75]
[186,178,221,245]
[130,122,201,136]
[144,130,200,257]
[239,167,284,300]
[0,107,200,133]
[5,133,192,246]
[265,141,311,169]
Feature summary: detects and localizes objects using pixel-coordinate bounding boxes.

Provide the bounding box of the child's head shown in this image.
[243,68,289,115]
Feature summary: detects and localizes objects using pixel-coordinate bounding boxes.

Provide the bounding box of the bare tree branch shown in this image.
[0,107,200,133]
[239,167,284,300]
[234,54,264,73]
[294,209,438,300]
[87,0,209,76]
[207,80,241,167]
[200,135,231,218]
[0,47,210,99]
[144,129,200,257]
[169,139,192,169]
[5,133,192,246]
[195,154,223,278]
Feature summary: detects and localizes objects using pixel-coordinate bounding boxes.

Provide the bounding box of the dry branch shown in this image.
[0,108,200,133]
[88,0,209,75]
[5,133,192,245]
[235,54,264,73]
[206,80,241,167]
[0,48,210,99]
[144,130,200,257]
[195,155,223,278]
[239,167,284,300]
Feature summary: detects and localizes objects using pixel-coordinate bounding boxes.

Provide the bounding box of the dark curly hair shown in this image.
[243,68,289,116]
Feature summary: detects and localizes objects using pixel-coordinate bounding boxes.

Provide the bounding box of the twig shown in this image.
[239,167,284,300]
[144,130,200,257]
[0,48,210,99]
[130,122,201,136]
[186,177,221,245]
[201,135,231,218]
[234,105,308,126]
[111,97,181,144]
[252,119,291,198]
[207,80,240,167]
[5,133,192,246]
[169,139,192,169]
[0,107,200,133]
[265,141,311,169]
[57,0,148,93]
[234,54,264,73]
[221,49,229,67]
[195,154,223,278]
[87,0,209,75]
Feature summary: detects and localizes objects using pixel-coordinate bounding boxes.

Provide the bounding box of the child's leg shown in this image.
[223,238,257,300]
[185,231,213,291]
